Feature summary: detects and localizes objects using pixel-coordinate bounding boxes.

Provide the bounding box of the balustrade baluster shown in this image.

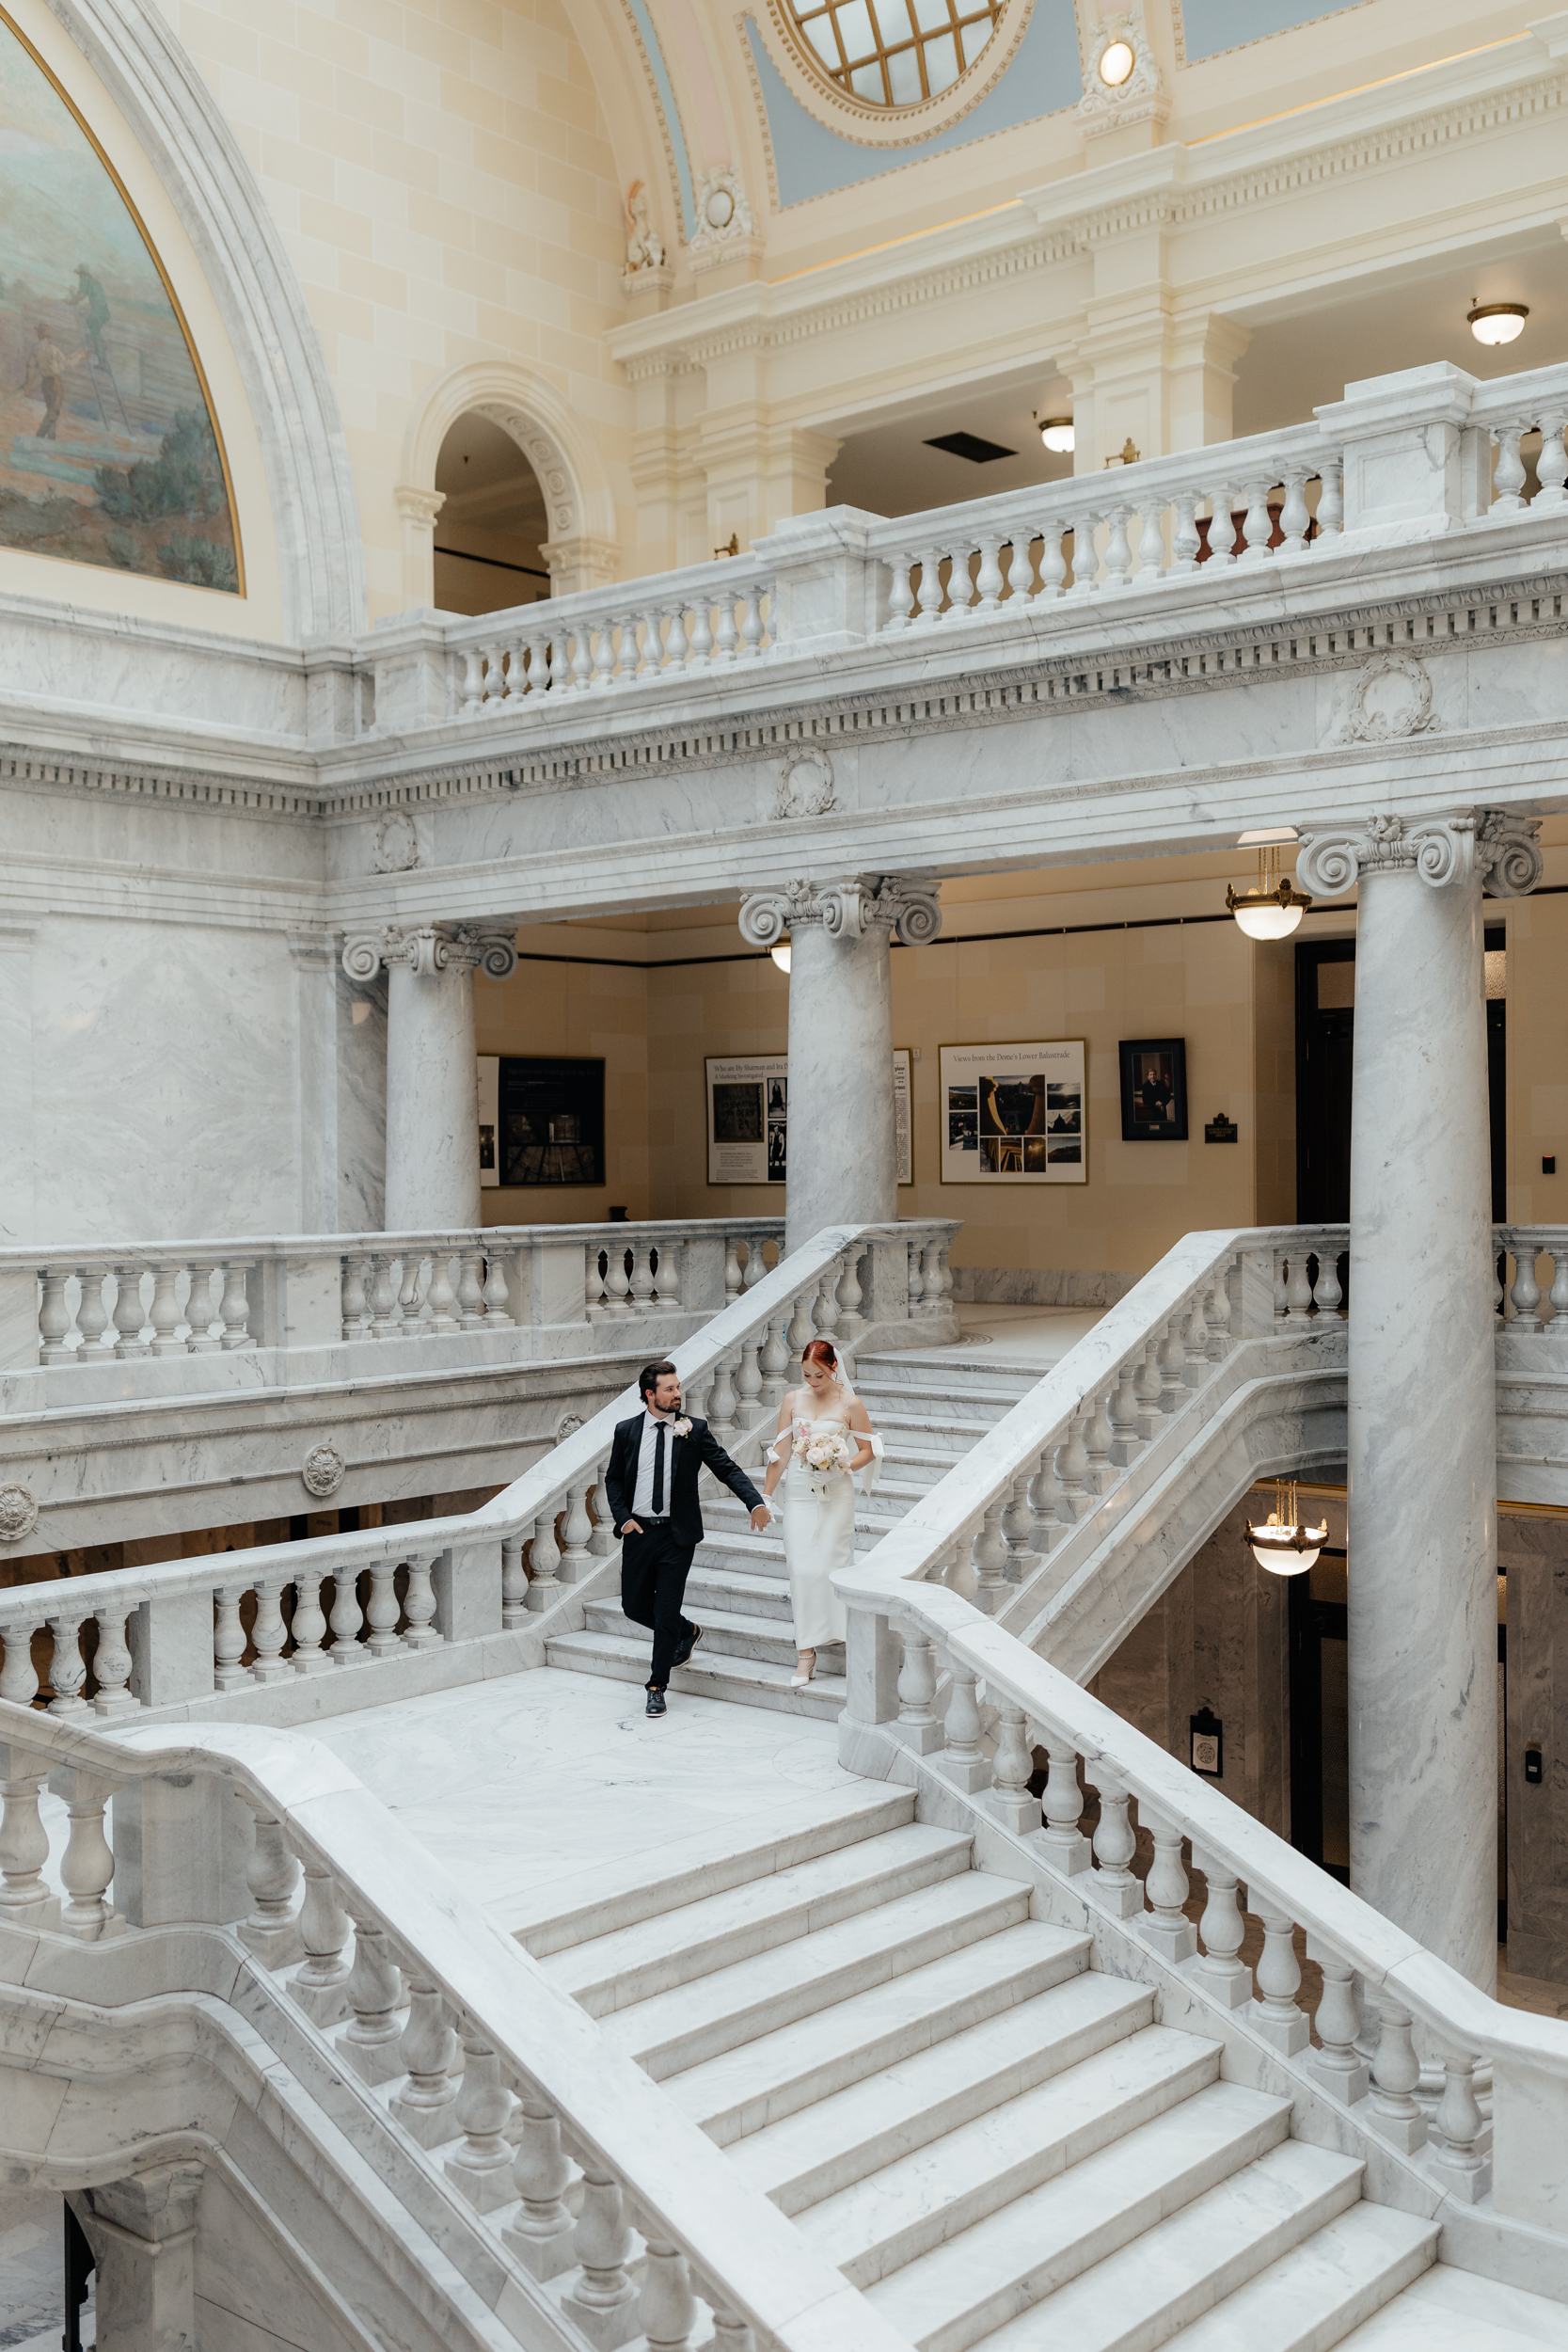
[990,1702,1038,1833]
[91,1609,135,1714]
[1430,2053,1491,2201]
[290,1862,353,2022]
[455,1248,487,1329]
[289,1570,330,1675]
[1313,1250,1344,1321]
[99,1269,125,1356]
[1132,1341,1164,1440]
[559,1485,594,1581]
[836,1248,864,1336]
[629,1246,657,1315]
[570,626,594,690]
[605,1246,633,1317]
[45,1612,90,1717]
[522,628,551,696]
[1171,495,1200,573]
[722,1235,744,1305]
[1549,1248,1568,1328]
[445,2030,515,2210]
[685,1366,714,1424]
[1181,1295,1212,1382]
[1053,1416,1090,1520]
[235,1794,303,1965]
[1370,1999,1426,2151]
[115,1263,149,1356]
[458,644,485,716]
[1511,1247,1542,1329]
[389,1978,460,2146]
[663,604,689,674]
[894,1631,941,1753]
[1205,483,1236,564]
[938,1656,990,1791]
[586,1246,608,1322]
[365,1561,403,1657]
[735,1336,763,1427]
[56,1771,119,1940]
[563,2169,640,2346]
[0,1616,40,1706]
[714,591,740,660]
[1108,1359,1142,1465]
[914,547,944,625]
[501,1536,529,1628]
[251,1574,290,1680]
[74,1266,110,1357]
[1037,525,1067,600]
[1537,409,1568,507]
[341,1254,369,1340]
[1101,503,1132,589]
[741,581,767,657]
[186,1262,221,1350]
[919,1240,942,1316]
[785,1283,816,1359]
[1279,466,1311,554]
[884,555,916,630]
[1494,1250,1507,1322]
[1316,455,1344,536]
[1239,475,1274,561]
[341,1917,408,2084]
[906,1236,926,1317]
[1026,1444,1063,1552]
[327,1565,366,1664]
[1204,1270,1234,1356]
[149,1261,187,1355]
[1041,1741,1090,1874]
[425,1252,460,1334]
[708,1353,739,1440]
[0,1758,56,1928]
[688,600,714,668]
[974,535,1005,613]
[214,1585,249,1692]
[589,1458,616,1557]
[38,1267,74,1364]
[814,1261,841,1341]
[591,620,616,689]
[970,1502,1009,1613]
[403,1552,439,1647]
[1139,1807,1197,1961]
[1192,1847,1250,2005]
[1083,1389,1116,1491]
[504,2095,577,2276]
[1134,502,1165,581]
[657,1239,684,1311]
[1305,1940,1370,2103]
[640,2240,698,2352]
[933,1237,954,1313]
[1155,1316,1186,1412]
[759,1312,790,1407]
[478,1245,513,1324]
[528,1515,562,1611]
[1088,1767,1141,1916]
[1491,421,1528,513]
[1001,1472,1036,1581]
[1253,1907,1309,2052]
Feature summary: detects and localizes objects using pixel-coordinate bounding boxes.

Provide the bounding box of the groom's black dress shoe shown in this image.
[645,1688,667,1716]
[673,1625,703,1669]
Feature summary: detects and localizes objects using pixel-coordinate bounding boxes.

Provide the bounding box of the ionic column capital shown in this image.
[341,924,518,981]
[738,874,942,949]
[1296,808,1542,901]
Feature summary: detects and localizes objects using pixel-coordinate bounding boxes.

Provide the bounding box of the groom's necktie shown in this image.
[652,1422,667,1516]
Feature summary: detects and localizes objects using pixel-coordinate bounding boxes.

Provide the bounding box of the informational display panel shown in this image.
[939,1039,1086,1184]
[706,1051,915,1186]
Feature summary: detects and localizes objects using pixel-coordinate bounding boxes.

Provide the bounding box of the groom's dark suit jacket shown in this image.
[604,1412,763,1549]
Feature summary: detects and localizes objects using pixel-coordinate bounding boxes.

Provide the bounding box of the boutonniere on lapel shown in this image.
[671,1417,693,1439]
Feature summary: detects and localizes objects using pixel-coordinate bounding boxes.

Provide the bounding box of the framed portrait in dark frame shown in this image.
[1118,1038,1188,1141]
[499,1056,605,1184]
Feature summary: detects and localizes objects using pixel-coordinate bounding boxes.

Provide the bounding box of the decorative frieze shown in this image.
[1296,807,1544,898]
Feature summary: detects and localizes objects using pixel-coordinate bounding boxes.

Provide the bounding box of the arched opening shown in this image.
[433,413,550,615]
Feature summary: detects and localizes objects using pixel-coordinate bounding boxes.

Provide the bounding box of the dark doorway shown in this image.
[1288,1550,1350,1883]
[1295,930,1506,1224]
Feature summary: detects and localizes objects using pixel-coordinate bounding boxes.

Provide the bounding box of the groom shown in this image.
[606,1360,770,1716]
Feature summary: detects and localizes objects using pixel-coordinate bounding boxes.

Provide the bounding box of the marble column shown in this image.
[738,877,941,1252]
[72,2162,204,2352]
[341,924,517,1231]
[1297,808,1541,1989]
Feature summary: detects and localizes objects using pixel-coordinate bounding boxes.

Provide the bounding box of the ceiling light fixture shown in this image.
[1244,1478,1328,1578]
[1467,300,1528,347]
[1227,830,1311,940]
[1038,416,1075,454]
[1099,37,1135,86]
[770,941,791,974]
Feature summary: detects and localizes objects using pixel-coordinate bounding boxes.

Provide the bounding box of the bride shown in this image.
[761,1338,882,1687]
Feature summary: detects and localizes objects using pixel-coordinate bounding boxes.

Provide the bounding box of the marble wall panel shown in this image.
[0,926,37,1245]
[336,962,386,1232]
[1499,1511,1568,1983]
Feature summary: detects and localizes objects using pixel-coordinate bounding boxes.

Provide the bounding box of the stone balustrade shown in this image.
[0,1707,901,2352]
[0,1216,785,1391]
[0,1219,956,1718]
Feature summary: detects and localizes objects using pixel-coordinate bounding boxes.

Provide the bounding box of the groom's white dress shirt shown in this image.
[630,1408,677,1520]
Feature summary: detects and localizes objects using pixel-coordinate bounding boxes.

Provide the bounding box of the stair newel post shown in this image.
[444,2028,516,2211]
[1252,1908,1309,2054]
[1431,2053,1491,2201]
[341,1915,408,2084]
[1305,1939,1370,2102]
[1026,1444,1063,1552]
[1107,1359,1142,1465]
[1087,1767,1141,1917]
[969,1502,1009,1613]
[639,2235,698,2352]
[758,1312,790,1407]
[1191,1846,1251,2006]
[893,1626,942,1754]
[1138,1807,1197,1962]
[937,1652,990,1791]
[990,1702,1038,1834]
[1040,1740,1090,1874]
[527,1512,562,1610]
[1369,2000,1427,2151]
[563,2168,640,2348]
[389,1979,460,2147]
[289,1862,353,2024]
[560,1483,594,1581]
[503,2095,578,2277]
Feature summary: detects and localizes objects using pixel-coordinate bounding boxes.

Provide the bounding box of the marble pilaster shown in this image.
[341,925,517,1232]
[1297,806,1542,1988]
[73,2163,204,2352]
[738,877,940,1252]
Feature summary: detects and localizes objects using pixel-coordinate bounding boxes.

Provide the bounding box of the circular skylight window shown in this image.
[786,0,1004,109]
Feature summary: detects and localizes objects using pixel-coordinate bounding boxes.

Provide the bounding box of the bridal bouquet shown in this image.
[792,1424,855,1477]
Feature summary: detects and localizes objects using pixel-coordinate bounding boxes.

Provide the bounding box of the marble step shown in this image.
[853,1374,1039,1410]
[499,1785,916,1956]
[728,1972,1157,2215]
[684,1562,798,1619]
[544,1629,847,1720]
[582,1597,803,1668]
[1158,2200,1439,2352]
[598,1871,1036,2079]
[1333,2262,1568,2351]
[969,2137,1366,2352]
[799,2025,1225,2289]
[544,1822,974,2015]
[665,1919,1091,2144]
[863,2080,1295,2352]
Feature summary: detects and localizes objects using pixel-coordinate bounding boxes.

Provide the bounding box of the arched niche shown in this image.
[397,359,618,610]
[432,415,551,617]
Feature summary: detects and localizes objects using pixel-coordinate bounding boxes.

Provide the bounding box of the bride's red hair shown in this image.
[801,1338,838,1370]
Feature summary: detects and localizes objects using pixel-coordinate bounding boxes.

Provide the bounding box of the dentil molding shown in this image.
[341,925,519,981]
[1296,808,1544,898]
[738,875,942,946]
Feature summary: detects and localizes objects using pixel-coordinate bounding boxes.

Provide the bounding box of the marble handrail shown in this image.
[0,1218,957,1715]
[0,1702,909,2352]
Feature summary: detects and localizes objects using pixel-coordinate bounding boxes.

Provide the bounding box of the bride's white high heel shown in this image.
[790,1650,816,1688]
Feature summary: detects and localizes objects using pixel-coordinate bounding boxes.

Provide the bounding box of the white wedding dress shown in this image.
[768,1388,884,1651]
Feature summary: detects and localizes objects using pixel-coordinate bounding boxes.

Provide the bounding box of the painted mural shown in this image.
[0,10,241,592]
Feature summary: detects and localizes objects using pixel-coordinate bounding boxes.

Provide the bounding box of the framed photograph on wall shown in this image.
[707,1052,915,1185]
[499,1056,605,1184]
[1118,1038,1188,1141]
[938,1041,1086,1184]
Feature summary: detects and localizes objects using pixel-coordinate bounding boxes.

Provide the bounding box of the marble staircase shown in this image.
[546,1347,1039,1717]
[501,1778,1560,2352]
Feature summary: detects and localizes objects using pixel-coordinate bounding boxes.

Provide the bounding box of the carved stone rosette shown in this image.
[341,924,519,982]
[1296,809,1543,901]
[738,876,942,950]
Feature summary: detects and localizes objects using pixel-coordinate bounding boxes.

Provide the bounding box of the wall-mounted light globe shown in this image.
[1038,416,1075,454]
[1467,301,1528,347]
[1099,37,1135,86]
[704,185,736,231]
[770,942,792,974]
